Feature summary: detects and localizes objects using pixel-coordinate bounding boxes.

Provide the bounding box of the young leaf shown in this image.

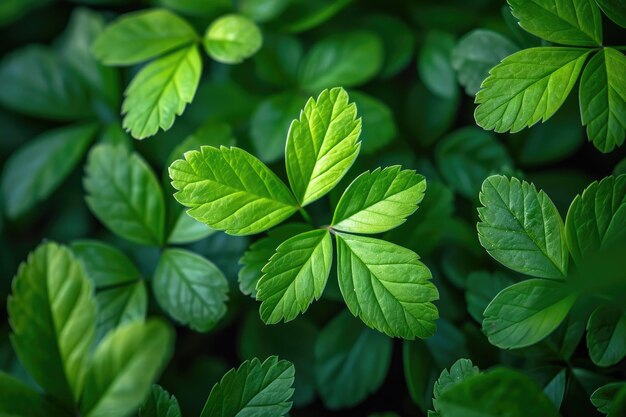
[95,282,147,342]
[8,242,97,406]
[595,0,626,28]
[336,232,439,339]
[122,45,202,139]
[477,175,569,279]
[203,14,263,64]
[331,166,426,234]
[586,305,626,367]
[483,279,578,349]
[475,47,590,133]
[565,175,626,266]
[139,385,182,417]
[153,249,228,332]
[431,359,480,416]
[286,88,361,206]
[169,146,298,235]
[256,229,332,324]
[0,371,68,417]
[314,312,392,409]
[200,356,295,417]
[85,144,166,246]
[71,240,142,288]
[507,0,603,46]
[592,382,626,414]
[2,123,97,219]
[579,48,626,153]
[92,8,197,66]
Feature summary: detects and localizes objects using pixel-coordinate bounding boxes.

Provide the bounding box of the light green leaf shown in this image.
[169,145,298,235]
[336,233,439,339]
[153,249,228,332]
[465,271,516,323]
[200,356,295,417]
[0,371,67,417]
[565,175,626,266]
[286,87,361,206]
[477,175,568,278]
[95,282,147,342]
[122,45,202,139]
[203,14,263,64]
[595,0,626,28]
[256,229,332,324]
[71,240,142,288]
[92,8,197,66]
[297,31,383,92]
[586,305,626,367]
[167,212,215,245]
[80,320,174,417]
[350,91,397,154]
[8,242,97,406]
[315,311,392,409]
[592,382,626,414]
[139,385,182,417]
[332,166,426,234]
[508,0,602,46]
[2,123,97,219]
[85,144,165,246]
[475,47,590,133]
[431,359,480,416]
[436,368,561,417]
[451,29,519,96]
[483,279,578,349]
[580,48,626,153]
[418,31,457,99]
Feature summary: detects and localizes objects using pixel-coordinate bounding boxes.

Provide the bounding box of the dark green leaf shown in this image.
[586,305,626,367]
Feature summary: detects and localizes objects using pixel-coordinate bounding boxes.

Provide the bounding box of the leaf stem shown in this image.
[298,207,313,224]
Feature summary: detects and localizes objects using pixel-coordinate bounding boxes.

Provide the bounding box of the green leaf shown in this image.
[139,385,182,417]
[565,175,626,266]
[2,123,97,219]
[579,48,626,153]
[256,229,332,324]
[592,382,625,414]
[436,368,561,417]
[477,175,569,278]
[279,0,351,33]
[0,45,93,120]
[122,45,202,139]
[253,34,302,86]
[451,29,519,96]
[298,31,383,92]
[609,385,626,417]
[153,249,228,332]
[336,232,439,339]
[435,127,512,199]
[349,91,397,154]
[483,279,578,349]
[85,144,165,246]
[169,145,298,235]
[286,87,361,206]
[431,359,480,416]
[200,356,295,417]
[475,47,590,133]
[71,240,142,287]
[586,305,626,367]
[465,271,516,323]
[0,371,67,417]
[95,282,147,342]
[360,15,415,78]
[8,242,97,406]
[315,311,392,409]
[203,14,263,64]
[418,31,457,99]
[507,0,602,46]
[92,8,197,66]
[402,341,437,411]
[595,0,626,28]
[332,166,426,234]
[238,0,291,22]
[80,320,174,417]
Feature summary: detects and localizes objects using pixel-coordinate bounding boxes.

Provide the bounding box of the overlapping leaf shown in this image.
[586,305,626,367]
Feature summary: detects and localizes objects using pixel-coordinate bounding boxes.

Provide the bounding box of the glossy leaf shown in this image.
[203,14,263,64]
[595,0,626,28]
[592,382,625,414]
[586,305,626,367]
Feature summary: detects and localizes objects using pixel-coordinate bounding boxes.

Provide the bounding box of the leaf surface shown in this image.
[203,14,263,64]
[586,305,626,367]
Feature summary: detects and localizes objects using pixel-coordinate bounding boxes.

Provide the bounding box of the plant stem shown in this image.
[299,207,313,224]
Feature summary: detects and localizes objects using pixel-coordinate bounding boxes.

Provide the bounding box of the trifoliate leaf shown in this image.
[431,359,480,416]
[8,242,97,406]
[80,320,174,417]
[579,48,626,153]
[314,311,392,409]
[595,0,626,28]
[1,123,97,219]
[285,88,361,206]
[92,8,197,66]
[169,146,298,235]
[586,305,626,367]
[122,45,202,139]
[477,175,568,278]
[331,166,426,234]
[71,240,142,287]
[139,385,182,417]
[84,144,165,246]
[507,0,602,46]
[256,229,332,324]
[465,271,516,323]
[475,47,590,133]
[592,382,626,414]
[153,249,228,332]
[565,175,626,266]
[203,14,263,64]
[336,232,439,339]
[200,356,295,417]
[483,279,578,349]
[0,371,67,417]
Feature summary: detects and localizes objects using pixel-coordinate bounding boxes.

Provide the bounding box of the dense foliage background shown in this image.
[0,0,625,416]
